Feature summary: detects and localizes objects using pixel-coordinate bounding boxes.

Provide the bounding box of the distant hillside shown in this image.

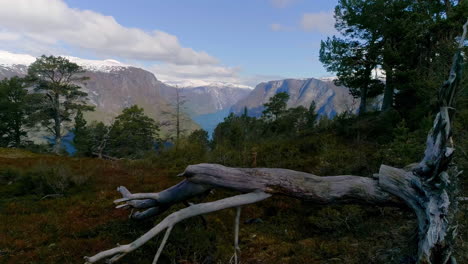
[231,78,358,117]
[158,83,251,135]
[161,84,250,117]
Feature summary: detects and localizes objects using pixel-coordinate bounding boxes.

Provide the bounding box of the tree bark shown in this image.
[358,81,368,114]
[358,62,374,115]
[179,164,400,205]
[52,93,62,154]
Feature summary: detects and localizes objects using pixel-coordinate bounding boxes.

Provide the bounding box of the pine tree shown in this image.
[27,55,94,154]
[0,77,36,147]
[319,0,386,114]
[73,109,92,156]
[262,92,290,120]
[107,105,159,158]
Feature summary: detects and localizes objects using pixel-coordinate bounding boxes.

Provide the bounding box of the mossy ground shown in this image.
[0,148,466,264]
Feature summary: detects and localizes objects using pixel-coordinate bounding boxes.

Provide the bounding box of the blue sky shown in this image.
[0,0,339,87]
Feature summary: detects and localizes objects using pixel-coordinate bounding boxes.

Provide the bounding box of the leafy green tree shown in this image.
[281,106,309,134]
[107,105,159,158]
[88,121,112,158]
[27,55,94,154]
[188,129,210,149]
[0,77,36,147]
[262,92,290,120]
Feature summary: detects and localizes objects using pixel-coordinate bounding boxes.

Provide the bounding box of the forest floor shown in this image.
[0,148,467,264]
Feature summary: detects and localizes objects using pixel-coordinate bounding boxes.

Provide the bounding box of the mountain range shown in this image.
[0,51,202,136]
[231,78,358,118]
[0,50,358,138]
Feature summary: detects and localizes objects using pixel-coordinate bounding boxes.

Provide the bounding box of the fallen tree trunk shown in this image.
[85,20,467,264]
[83,163,427,264]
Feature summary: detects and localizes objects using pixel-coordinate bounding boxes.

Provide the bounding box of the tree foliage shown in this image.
[73,109,92,156]
[0,77,36,147]
[262,92,290,120]
[320,0,467,116]
[106,105,159,158]
[27,55,94,153]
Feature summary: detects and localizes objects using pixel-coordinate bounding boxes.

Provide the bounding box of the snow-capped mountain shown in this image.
[231,78,359,118]
[0,50,131,73]
[160,85,251,117]
[61,56,130,73]
[162,79,252,90]
[0,50,199,135]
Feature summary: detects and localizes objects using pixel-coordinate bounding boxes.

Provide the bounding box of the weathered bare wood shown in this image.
[152,225,173,264]
[234,207,241,264]
[85,191,271,263]
[113,181,211,220]
[111,164,402,223]
[180,164,400,205]
[398,19,468,264]
[378,165,454,264]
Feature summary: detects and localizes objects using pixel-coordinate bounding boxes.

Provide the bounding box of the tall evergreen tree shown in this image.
[0,77,36,147]
[107,105,159,158]
[27,55,94,154]
[321,0,466,115]
[262,92,290,120]
[73,109,92,156]
[319,0,385,114]
[306,101,318,129]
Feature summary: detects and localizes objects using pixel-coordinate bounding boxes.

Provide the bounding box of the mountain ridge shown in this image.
[0,50,199,136]
[231,78,358,118]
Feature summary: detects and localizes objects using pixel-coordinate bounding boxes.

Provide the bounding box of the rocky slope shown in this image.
[161,84,251,117]
[231,78,358,117]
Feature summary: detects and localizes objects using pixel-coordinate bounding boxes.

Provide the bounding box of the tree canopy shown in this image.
[0,77,36,147]
[27,55,94,153]
[107,105,159,158]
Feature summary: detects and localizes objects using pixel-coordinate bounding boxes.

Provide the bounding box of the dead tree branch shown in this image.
[84,191,271,263]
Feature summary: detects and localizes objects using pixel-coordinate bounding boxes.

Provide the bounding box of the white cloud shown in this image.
[138,59,289,88]
[270,0,297,8]
[300,11,336,34]
[150,63,244,84]
[0,31,20,41]
[242,74,287,87]
[0,0,217,65]
[270,23,293,32]
[150,64,287,88]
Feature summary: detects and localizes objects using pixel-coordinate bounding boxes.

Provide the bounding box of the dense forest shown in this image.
[0,0,467,263]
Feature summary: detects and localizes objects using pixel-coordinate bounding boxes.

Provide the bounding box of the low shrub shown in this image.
[0,162,90,198]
